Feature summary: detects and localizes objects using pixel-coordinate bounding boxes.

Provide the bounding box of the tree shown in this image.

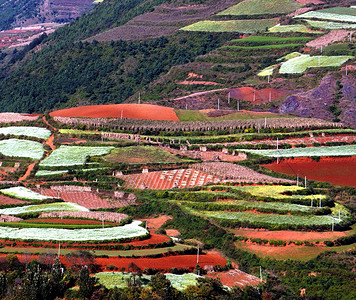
[78,265,97,299]
[149,273,177,300]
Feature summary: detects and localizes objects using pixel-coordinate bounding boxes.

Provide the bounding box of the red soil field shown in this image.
[140,215,172,231]
[0,233,169,249]
[0,194,28,205]
[262,157,356,187]
[46,134,56,150]
[237,242,328,260]
[229,87,289,103]
[94,254,227,271]
[232,228,353,242]
[50,104,179,121]
[165,229,180,237]
[207,269,260,288]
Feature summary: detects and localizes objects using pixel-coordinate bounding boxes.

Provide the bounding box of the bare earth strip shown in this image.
[306,30,354,48]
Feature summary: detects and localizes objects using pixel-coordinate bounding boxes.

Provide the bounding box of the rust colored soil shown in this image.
[207,269,260,288]
[140,215,172,230]
[232,228,352,241]
[18,163,35,182]
[0,194,28,205]
[229,87,289,103]
[94,254,227,270]
[237,242,329,260]
[262,157,356,187]
[50,104,179,121]
[165,229,180,237]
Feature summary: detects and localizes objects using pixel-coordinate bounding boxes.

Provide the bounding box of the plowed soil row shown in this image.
[0,194,28,205]
[229,87,289,103]
[262,156,356,187]
[121,169,220,189]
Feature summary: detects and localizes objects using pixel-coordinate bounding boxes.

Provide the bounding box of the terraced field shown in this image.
[121,169,220,190]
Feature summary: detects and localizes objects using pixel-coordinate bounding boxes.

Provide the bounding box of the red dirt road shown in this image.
[18,163,35,182]
[262,157,356,187]
[50,104,179,121]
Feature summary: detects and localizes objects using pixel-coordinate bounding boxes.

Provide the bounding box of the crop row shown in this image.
[53,116,342,133]
[0,186,55,201]
[0,202,89,215]
[40,211,128,223]
[0,220,148,241]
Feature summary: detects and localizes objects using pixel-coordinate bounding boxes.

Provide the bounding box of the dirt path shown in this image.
[46,134,56,150]
[18,163,36,182]
[173,88,228,101]
[42,115,57,131]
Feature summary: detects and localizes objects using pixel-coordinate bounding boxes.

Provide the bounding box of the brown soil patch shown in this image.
[229,87,289,103]
[232,228,352,242]
[0,194,28,205]
[139,215,172,231]
[262,156,356,187]
[207,269,260,288]
[237,241,327,260]
[50,104,179,121]
[165,229,180,237]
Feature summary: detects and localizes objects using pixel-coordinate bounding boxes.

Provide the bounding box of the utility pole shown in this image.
[121,109,123,119]
[264,117,267,129]
[58,242,61,257]
[260,266,263,282]
[318,56,321,67]
[268,74,270,83]
[332,216,334,232]
[311,196,313,207]
[269,90,272,102]
[218,98,220,110]
[102,213,104,229]
[339,209,341,221]
[237,100,240,111]
[101,131,103,143]
[346,65,348,76]
[305,176,307,188]
[228,92,231,104]
[197,245,200,264]
[138,92,141,104]
[320,194,322,208]
[253,90,256,102]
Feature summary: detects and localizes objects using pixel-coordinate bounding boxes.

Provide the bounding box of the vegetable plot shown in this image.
[295,7,356,23]
[39,145,114,167]
[0,220,148,241]
[0,186,55,201]
[0,126,51,139]
[0,202,88,215]
[0,139,44,160]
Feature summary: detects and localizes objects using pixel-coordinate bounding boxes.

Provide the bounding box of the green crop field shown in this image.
[39,145,114,167]
[268,24,321,33]
[95,272,201,291]
[217,0,301,16]
[187,208,341,227]
[180,19,277,33]
[222,44,304,50]
[230,36,313,45]
[103,146,183,164]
